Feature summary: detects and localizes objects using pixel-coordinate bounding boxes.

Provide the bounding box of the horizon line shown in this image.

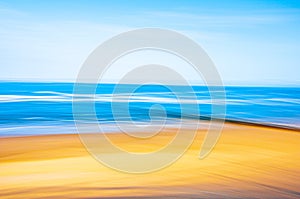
[0,79,299,87]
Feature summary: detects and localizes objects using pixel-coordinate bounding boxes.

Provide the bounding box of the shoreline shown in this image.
[222,118,300,132]
[0,119,299,139]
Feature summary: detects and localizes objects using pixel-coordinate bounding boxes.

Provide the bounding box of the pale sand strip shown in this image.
[0,123,300,198]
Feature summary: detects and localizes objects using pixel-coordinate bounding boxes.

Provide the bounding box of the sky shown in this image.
[0,0,299,85]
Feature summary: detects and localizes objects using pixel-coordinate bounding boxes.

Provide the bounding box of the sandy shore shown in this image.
[0,123,300,198]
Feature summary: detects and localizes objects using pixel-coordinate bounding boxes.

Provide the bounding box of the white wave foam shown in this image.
[0,93,298,106]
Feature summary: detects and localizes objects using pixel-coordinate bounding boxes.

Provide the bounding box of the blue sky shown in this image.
[0,0,299,85]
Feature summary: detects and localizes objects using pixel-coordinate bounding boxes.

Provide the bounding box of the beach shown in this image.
[1,0,300,198]
[1,122,300,198]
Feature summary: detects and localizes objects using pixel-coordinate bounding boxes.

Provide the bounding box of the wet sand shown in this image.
[0,123,300,198]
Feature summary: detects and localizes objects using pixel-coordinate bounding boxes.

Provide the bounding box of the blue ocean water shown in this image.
[0,82,299,136]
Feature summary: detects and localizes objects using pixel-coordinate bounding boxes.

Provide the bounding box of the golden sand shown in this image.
[0,123,300,198]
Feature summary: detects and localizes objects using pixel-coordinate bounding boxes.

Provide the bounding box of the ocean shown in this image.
[0,82,299,137]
